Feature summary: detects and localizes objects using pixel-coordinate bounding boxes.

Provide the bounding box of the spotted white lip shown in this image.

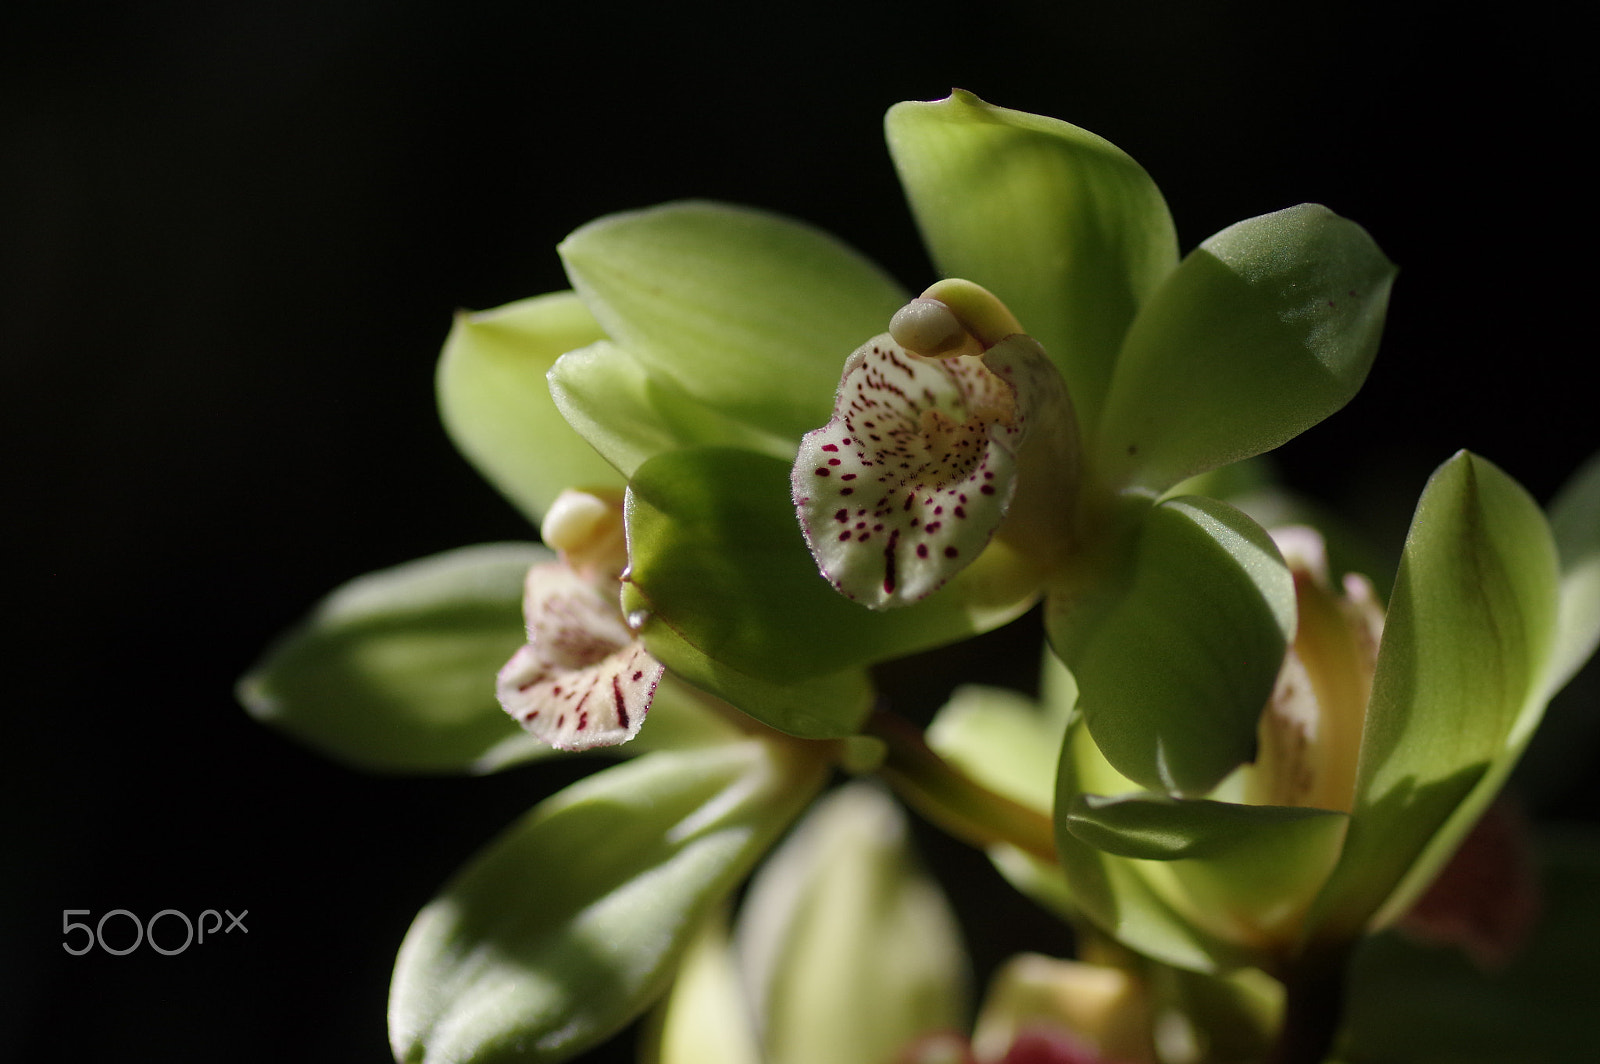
[495,561,663,750]
[792,331,1046,608]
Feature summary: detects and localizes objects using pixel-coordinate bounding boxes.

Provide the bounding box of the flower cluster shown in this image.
[240,92,1600,1064]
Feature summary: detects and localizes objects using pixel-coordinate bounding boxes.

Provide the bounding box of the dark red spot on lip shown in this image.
[925,521,942,533]
[944,546,959,558]
[834,509,848,522]
[916,544,929,558]
[980,484,996,495]
[815,467,830,476]
[828,458,841,466]
[821,444,839,452]
[612,674,630,730]
[882,529,900,594]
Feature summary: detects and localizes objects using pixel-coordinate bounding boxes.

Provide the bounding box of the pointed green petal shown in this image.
[642,908,762,1064]
[1547,450,1600,693]
[1310,452,1560,944]
[1054,718,1255,973]
[548,340,796,478]
[389,741,826,1064]
[1047,496,1295,795]
[1095,204,1396,494]
[237,544,561,774]
[736,784,970,1064]
[437,292,624,524]
[624,446,1040,730]
[886,90,1179,430]
[1064,793,1347,952]
[623,608,875,740]
[558,202,907,443]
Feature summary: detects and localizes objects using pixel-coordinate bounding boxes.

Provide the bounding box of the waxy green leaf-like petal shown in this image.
[558,202,907,443]
[1065,793,1348,953]
[887,90,1179,430]
[622,606,875,741]
[926,683,1067,814]
[1547,450,1600,693]
[1309,452,1559,943]
[1054,718,1255,974]
[626,446,1040,689]
[238,544,560,774]
[437,292,623,524]
[1095,204,1396,494]
[735,784,969,1064]
[1047,496,1295,795]
[389,741,826,1064]
[642,908,761,1064]
[549,340,796,478]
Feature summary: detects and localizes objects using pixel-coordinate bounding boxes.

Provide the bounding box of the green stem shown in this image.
[866,710,1058,865]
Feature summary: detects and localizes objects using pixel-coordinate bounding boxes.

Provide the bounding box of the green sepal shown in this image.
[625,606,875,740]
[237,543,558,774]
[735,784,970,1064]
[1047,495,1295,795]
[886,90,1180,431]
[388,740,827,1064]
[1095,204,1396,494]
[1064,794,1346,863]
[1308,452,1560,944]
[437,292,623,524]
[558,201,906,444]
[624,445,1039,699]
[548,340,795,478]
[640,907,761,1064]
[1547,449,1600,694]
[926,682,1067,814]
[1064,793,1348,952]
[1054,718,1255,974]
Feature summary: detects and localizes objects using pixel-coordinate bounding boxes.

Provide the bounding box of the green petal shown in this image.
[237,544,560,774]
[558,201,907,443]
[926,682,1067,815]
[1054,718,1255,973]
[624,446,1039,713]
[1095,204,1396,494]
[624,609,875,741]
[735,784,969,1064]
[549,340,796,478]
[389,741,826,1064]
[641,907,761,1064]
[437,292,623,524]
[1547,449,1600,693]
[1064,793,1348,952]
[1047,496,1295,795]
[1309,452,1560,944]
[886,90,1179,431]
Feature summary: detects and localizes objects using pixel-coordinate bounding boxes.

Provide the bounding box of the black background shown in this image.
[6,2,1595,1061]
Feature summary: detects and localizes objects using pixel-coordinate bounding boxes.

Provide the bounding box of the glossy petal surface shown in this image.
[559,201,906,442]
[887,90,1178,431]
[437,292,623,523]
[389,742,825,1064]
[1310,452,1559,941]
[1048,497,1295,795]
[238,544,558,774]
[1095,205,1395,494]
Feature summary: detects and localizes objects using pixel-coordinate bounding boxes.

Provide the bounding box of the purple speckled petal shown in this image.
[793,334,1024,607]
[495,562,663,750]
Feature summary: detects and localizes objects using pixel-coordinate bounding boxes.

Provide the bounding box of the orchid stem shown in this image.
[866,710,1058,866]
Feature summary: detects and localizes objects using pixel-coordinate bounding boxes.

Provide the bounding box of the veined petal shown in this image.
[436,291,623,525]
[496,562,663,750]
[558,201,906,442]
[887,91,1180,433]
[793,332,1068,607]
